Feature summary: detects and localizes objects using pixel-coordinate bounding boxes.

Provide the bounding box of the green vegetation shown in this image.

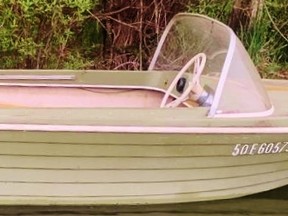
[187,0,288,78]
[0,0,287,77]
[0,0,99,69]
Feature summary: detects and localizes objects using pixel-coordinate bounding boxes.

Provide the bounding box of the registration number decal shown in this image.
[232,142,288,156]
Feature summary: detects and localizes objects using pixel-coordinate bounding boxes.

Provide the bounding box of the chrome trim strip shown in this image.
[0,75,75,80]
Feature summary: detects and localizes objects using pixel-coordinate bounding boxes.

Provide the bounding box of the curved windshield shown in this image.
[149,14,229,93]
[210,36,273,117]
[149,13,273,118]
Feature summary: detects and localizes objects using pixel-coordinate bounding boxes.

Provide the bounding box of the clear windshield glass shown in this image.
[150,14,273,118]
[211,37,273,117]
[149,14,229,92]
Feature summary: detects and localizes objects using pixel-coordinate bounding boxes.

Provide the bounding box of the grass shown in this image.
[187,0,288,78]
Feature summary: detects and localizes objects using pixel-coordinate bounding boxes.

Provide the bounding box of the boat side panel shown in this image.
[0,130,287,204]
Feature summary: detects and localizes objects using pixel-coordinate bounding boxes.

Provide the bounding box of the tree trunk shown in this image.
[229,0,263,32]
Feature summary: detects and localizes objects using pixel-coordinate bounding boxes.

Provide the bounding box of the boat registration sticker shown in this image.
[232,142,288,156]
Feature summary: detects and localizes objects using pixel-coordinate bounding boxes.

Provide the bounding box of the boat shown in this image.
[0,13,287,205]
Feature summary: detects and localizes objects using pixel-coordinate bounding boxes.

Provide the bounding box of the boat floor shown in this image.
[0,87,167,108]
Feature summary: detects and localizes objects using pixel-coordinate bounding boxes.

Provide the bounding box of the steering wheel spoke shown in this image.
[160,53,206,108]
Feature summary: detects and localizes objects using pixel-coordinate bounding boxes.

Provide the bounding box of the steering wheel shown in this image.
[160,53,207,108]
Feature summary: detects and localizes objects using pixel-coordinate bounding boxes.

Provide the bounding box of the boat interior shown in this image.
[0,70,189,108]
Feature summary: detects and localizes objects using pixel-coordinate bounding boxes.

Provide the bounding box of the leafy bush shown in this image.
[0,0,99,69]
